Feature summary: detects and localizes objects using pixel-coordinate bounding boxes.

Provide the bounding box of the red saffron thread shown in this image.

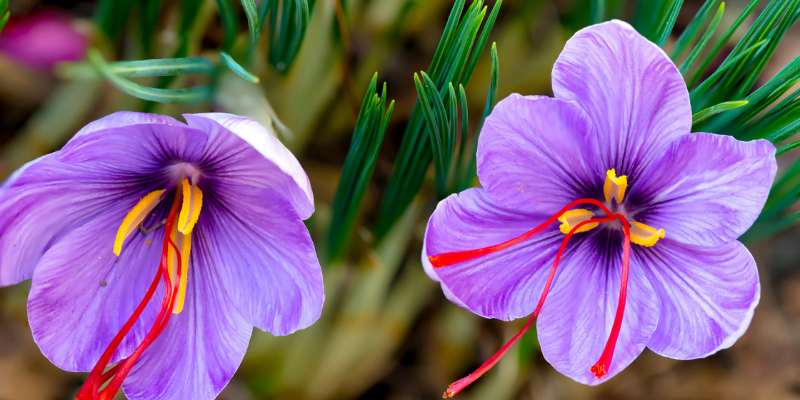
[433,203,634,397]
[590,214,631,379]
[442,215,616,398]
[429,198,614,269]
[76,194,184,400]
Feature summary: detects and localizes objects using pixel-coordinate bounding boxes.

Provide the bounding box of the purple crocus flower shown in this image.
[0,112,323,400]
[422,20,777,396]
[0,8,89,70]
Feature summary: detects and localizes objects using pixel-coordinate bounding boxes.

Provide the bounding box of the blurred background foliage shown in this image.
[2,0,800,399]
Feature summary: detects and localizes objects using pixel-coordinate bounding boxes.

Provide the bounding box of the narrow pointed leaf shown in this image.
[216,0,239,51]
[220,52,260,83]
[679,3,725,75]
[692,100,748,125]
[88,49,211,103]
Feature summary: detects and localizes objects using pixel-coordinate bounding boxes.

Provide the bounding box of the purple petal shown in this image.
[184,113,315,220]
[60,113,208,173]
[195,182,323,335]
[552,20,691,181]
[423,188,561,321]
[0,115,207,286]
[477,95,601,214]
[628,133,776,247]
[26,199,170,371]
[123,241,252,400]
[641,239,759,359]
[0,157,153,286]
[0,155,51,285]
[70,111,187,141]
[537,229,659,385]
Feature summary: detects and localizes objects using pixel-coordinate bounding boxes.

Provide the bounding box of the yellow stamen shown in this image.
[558,209,599,234]
[177,179,203,234]
[629,221,665,247]
[114,190,166,256]
[168,222,192,314]
[603,169,628,204]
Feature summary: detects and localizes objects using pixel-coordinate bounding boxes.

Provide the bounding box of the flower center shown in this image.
[75,179,203,400]
[171,162,202,185]
[563,169,665,247]
[429,169,665,397]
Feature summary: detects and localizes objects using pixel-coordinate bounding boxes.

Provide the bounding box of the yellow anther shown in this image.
[177,179,203,234]
[629,221,665,247]
[167,223,192,314]
[114,190,166,256]
[558,209,599,234]
[604,169,628,204]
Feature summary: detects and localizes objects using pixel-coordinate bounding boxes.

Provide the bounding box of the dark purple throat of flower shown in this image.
[75,179,203,400]
[429,170,665,398]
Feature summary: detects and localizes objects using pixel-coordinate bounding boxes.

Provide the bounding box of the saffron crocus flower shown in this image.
[422,20,777,396]
[0,8,89,70]
[0,112,323,400]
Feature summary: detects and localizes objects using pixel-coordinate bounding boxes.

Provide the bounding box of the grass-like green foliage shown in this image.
[66,57,216,78]
[87,49,213,103]
[64,0,800,245]
[654,0,800,241]
[216,0,240,51]
[413,43,500,200]
[139,0,164,58]
[260,0,311,73]
[94,0,137,43]
[633,0,684,46]
[0,0,9,34]
[220,52,261,83]
[328,74,394,261]
[374,0,501,241]
[415,74,459,200]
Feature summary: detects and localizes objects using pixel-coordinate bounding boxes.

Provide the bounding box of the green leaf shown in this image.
[687,0,761,87]
[0,0,8,34]
[690,39,768,97]
[241,0,261,47]
[428,0,466,79]
[692,100,748,125]
[328,73,393,261]
[139,0,164,58]
[462,0,502,86]
[95,0,136,42]
[220,52,261,83]
[216,0,239,51]
[375,0,501,240]
[591,0,606,24]
[671,0,718,59]
[0,11,8,34]
[777,140,800,156]
[179,0,204,37]
[59,57,216,79]
[265,0,310,72]
[87,49,212,103]
[461,42,499,191]
[679,2,724,75]
[633,0,682,43]
[657,0,684,47]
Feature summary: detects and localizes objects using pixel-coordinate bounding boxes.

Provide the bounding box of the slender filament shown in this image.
[76,194,183,400]
[434,200,634,396]
[429,199,615,269]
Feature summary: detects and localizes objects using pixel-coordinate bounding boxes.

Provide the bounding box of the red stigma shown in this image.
[76,194,184,400]
[431,199,633,397]
[590,214,631,380]
[428,198,613,268]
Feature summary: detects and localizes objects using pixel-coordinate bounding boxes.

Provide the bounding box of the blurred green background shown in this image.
[2,0,800,399]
